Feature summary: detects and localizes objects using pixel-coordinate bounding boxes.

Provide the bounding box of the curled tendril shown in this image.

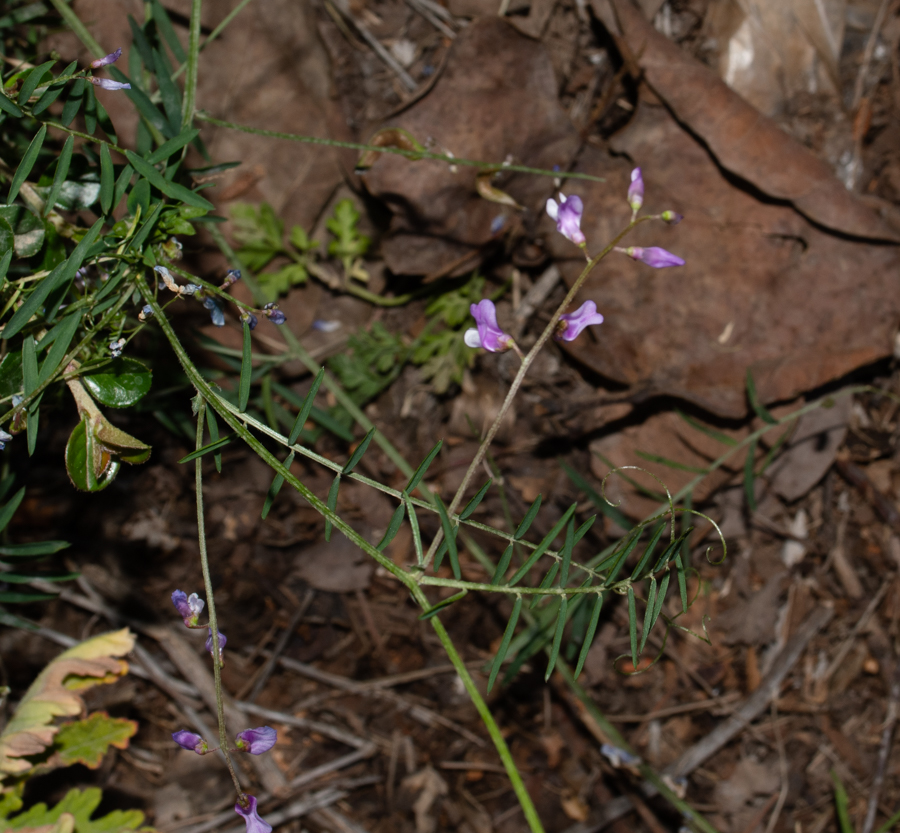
[600,465,677,539]
[670,506,728,566]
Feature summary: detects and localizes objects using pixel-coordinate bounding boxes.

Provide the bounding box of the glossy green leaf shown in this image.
[675,552,688,613]
[488,595,521,692]
[435,495,460,579]
[43,135,74,217]
[531,562,559,609]
[639,576,657,655]
[559,518,575,587]
[123,150,214,210]
[17,61,54,105]
[32,61,75,115]
[60,77,85,126]
[8,124,46,206]
[238,319,252,412]
[376,502,406,552]
[21,337,37,396]
[404,440,442,496]
[26,393,41,456]
[288,368,324,445]
[151,0,186,62]
[0,571,78,584]
[573,593,603,679]
[82,358,152,407]
[38,312,82,386]
[147,128,201,165]
[177,435,234,463]
[514,495,542,540]
[545,597,568,681]
[573,515,596,544]
[0,91,23,118]
[629,523,666,581]
[418,589,467,620]
[65,417,119,492]
[0,218,13,260]
[0,591,56,603]
[205,406,222,473]
[491,543,514,585]
[459,480,491,520]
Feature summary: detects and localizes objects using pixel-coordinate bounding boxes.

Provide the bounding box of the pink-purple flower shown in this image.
[660,210,683,225]
[236,727,277,755]
[172,590,204,627]
[546,193,585,246]
[172,730,207,754]
[617,246,685,268]
[556,301,604,342]
[206,628,227,662]
[464,300,514,353]
[235,795,272,833]
[90,77,131,91]
[91,48,122,68]
[627,168,644,214]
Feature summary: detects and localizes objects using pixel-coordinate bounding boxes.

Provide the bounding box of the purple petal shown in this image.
[91,48,122,68]
[627,168,644,213]
[172,730,206,753]
[172,590,204,626]
[235,795,272,833]
[206,628,227,661]
[468,300,513,353]
[623,246,685,268]
[556,300,604,342]
[553,193,585,245]
[236,726,277,755]
[90,77,131,91]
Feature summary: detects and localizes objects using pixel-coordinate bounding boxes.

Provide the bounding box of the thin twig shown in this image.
[764,703,789,833]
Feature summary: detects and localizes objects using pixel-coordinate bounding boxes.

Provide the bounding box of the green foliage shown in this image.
[326,198,370,279]
[329,322,407,405]
[0,787,148,833]
[53,713,137,769]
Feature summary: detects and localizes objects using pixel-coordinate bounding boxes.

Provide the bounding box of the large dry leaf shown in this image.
[0,630,134,779]
[607,0,900,241]
[360,17,581,276]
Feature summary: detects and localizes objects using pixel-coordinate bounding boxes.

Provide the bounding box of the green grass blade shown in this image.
[60,77,84,126]
[647,572,671,642]
[746,368,778,424]
[434,494,460,578]
[17,61,55,105]
[44,134,73,217]
[627,585,638,669]
[285,369,324,444]
[574,515,596,544]
[178,435,234,463]
[514,495,542,539]
[147,127,201,165]
[629,522,666,581]
[342,427,376,475]
[530,562,559,609]
[376,502,406,552]
[205,405,222,472]
[9,124,47,205]
[507,503,576,587]
[559,517,575,587]
[238,318,252,411]
[635,449,708,474]
[22,336,38,396]
[418,589,467,620]
[404,494,424,567]
[873,808,900,833]
[0,540,70,557]
[99,142,114,214]
[488,595,522,693]
[0,487,26,534]
[573,593,603,679]
[491,543,514,585]
[261,451,294,519]
[651,529,693,574]
[459,479,491,520]
[830,770,853,833]
[324,473,340,541]
[404,440,442,496]
[675,552,688,612]
[151,0,187,62]
[124,149,214,210]
[38,311,81,386]
[639,576,657,654]
[545,597,568,681]
[0,90,23,117]
[676,409,738,446]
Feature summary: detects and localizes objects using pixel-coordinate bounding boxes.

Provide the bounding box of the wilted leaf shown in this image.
[0,630,134,779]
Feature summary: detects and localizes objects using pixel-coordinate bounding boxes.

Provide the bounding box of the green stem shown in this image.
[194,399,243,798]
[196,113,603,183]
[182,0,202,129]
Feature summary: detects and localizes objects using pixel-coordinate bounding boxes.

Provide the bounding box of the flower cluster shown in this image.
[89,48,131,91]
[151,266,287,329]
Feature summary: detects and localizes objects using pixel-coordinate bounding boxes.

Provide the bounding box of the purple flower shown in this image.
[89,77,131,91]
[660,210,683,225]
[223,269,241,288]
[464,300,514,353]
[172,590,205,627]
[627,168,644,214]
[263,304,286,325]
[235,795,272,833]
[206,628,227,662]
[556,301,604,342]
[242,313,258,331]
[203,297,225,327]
[91,48,122,68]
[618,246,685,268]
[172,730,207,754]
[546,193,585,245]
[235,727,277,755]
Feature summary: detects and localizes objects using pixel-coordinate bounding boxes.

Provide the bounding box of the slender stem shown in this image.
[182,0,202,129]
[422,219,647,569]
[195,113,604,183]
[194,400,243,798]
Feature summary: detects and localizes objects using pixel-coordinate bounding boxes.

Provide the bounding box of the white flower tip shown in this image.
[545,198,559,221]
[464,329,482,349]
